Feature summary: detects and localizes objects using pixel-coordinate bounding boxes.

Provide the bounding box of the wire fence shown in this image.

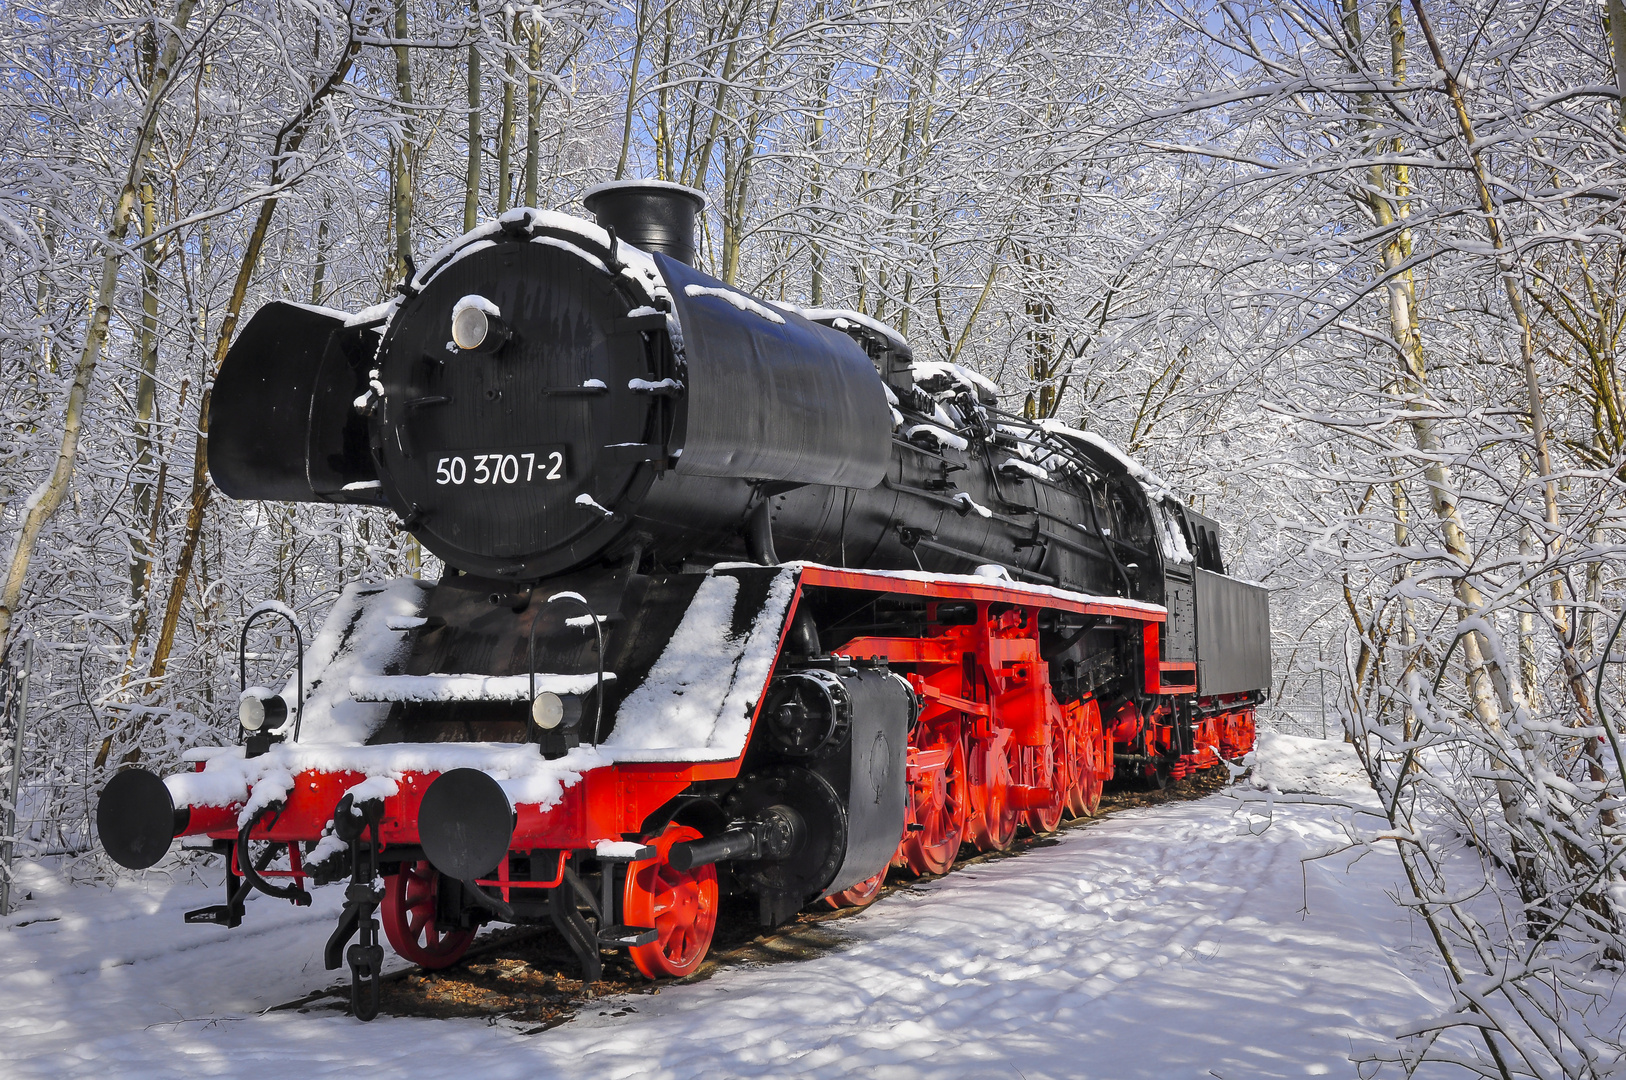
[0,639,113,913]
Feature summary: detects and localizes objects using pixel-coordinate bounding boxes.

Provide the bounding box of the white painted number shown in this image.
[434,452,563,485]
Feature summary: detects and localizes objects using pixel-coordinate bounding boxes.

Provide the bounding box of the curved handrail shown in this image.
[238,605,305,741]
[529,591,607,746]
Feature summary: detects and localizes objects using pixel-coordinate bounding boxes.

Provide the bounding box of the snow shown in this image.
[281,300,352,323]
[574,493,613,517]
[903,422,968,452]
[531,235,609,276]
[912,359,1002,400]
[451,293,500,319]
[582,177,708,210]
[237,768,296,828]
[161,567,796,819]
[0,735,1484,1078]
[608,569,796,757]
[593,840,650,858]
[794,563,1168,618]
[269,578,429,745]
[999,456,1051,481]
[683,283,786,324]
[581,378,607,389]
[1037,419,1176,497]
[343,301,397,327]
[1246,731,1371,796]
[628,377,682,393]
[952,492,993,518]
[246,597,302,628]
[1150,498,1195,566]
[382,616,426,631]
[792,305,912,352]
[348,672,612,703]
[342,775,399,808]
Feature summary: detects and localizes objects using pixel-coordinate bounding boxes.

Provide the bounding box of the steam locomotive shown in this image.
[96,182,1270,1020]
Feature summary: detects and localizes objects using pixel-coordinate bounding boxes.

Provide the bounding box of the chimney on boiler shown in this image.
[582,180,707,267]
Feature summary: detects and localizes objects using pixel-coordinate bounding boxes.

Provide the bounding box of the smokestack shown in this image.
[582,180,707,267]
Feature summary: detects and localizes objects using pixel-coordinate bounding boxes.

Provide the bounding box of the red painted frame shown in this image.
[168,565,1252,895]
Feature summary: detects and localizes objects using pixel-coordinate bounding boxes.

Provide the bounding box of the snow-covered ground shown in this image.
[2,736,1467,1078]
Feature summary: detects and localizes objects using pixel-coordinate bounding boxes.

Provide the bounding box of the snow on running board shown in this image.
[605,569,797,760]
[163,568,796,814]
[348,672,612,703]
[594,840,651,858]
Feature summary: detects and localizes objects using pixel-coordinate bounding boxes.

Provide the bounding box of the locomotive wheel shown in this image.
[1069,742,1104,817]
[623,823,718,979]
[967,730,1020,851]
[824,869,886,909]
[380,860,476,969]
[1019,737,1065,836]
[901,731,966,875]
[1066,701,1105,818]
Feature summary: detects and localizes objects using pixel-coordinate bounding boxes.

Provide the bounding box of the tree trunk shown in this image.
[464,17,481,232]
[129,175,162,614]
[615,0,648,181]
[523,19,541,207]
[392,0,415,285]
[498,17,515,213]
[0,0,199,661]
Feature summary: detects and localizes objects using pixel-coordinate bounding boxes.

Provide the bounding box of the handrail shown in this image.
[238,605,305,741]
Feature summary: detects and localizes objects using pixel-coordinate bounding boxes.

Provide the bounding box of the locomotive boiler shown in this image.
[96,182,1270,1020]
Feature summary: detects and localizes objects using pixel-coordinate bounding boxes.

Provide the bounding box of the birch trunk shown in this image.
[392,0,415,284]
[614,0,648,181]
[0,0,198,661]
[129,176,162,612]
[523,18,541,207]
[498,17,515,213]
[464,29,481,233]
[1412,0,1619,832]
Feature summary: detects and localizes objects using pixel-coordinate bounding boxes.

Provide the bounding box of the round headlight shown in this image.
[532,691,565,730]
[451,304,489,350]
[239,692,288,733]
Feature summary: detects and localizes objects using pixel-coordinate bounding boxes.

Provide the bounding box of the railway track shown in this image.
[272,768,1232,1029]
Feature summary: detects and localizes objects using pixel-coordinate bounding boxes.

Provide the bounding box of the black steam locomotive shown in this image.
[98,182,1269,1019]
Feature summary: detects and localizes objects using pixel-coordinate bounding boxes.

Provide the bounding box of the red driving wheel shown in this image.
[1066,700,1105,818]
[622,823,719,979]
[900,732,966,875]
[968,729,1020,851]
[380,860,476,969]
[1020,734,1065,836]
[824,869,886,909]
